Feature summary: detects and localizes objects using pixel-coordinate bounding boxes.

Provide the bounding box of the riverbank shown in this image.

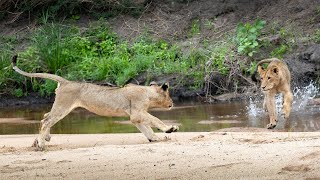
[1,130,320,179]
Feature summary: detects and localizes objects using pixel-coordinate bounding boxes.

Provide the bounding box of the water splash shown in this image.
[247,97,264,116]
[247,82,319,116]
[292,82,319,111]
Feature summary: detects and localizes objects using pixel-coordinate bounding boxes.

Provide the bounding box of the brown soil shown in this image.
[2,1,319,48]
[109,0,320,42]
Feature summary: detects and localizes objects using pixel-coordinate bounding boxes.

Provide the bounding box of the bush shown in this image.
[236,19,266,57]
[4,22,195,97]
[270,44,289,58]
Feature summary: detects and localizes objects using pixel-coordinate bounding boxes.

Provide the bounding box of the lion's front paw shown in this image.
[266,123,276,129]
[148,139,158,142]
[165,125,179,133]
[148,136,160,142]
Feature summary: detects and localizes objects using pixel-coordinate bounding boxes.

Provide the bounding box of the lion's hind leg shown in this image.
[38,113,52,142]
[40,112,52,142]
[33,100,75,151]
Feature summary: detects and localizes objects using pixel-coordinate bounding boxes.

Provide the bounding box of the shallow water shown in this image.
[0,100,319,134]
[0,83,319,134]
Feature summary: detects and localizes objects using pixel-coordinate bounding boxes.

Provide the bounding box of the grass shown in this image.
[188,19,201,37]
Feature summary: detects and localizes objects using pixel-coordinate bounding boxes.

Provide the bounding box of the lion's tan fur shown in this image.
[12,56,178,151]
[256,58,293,129]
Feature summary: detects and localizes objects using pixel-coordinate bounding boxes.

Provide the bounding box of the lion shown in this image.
[252,58,293,129]
[11,55,179,151]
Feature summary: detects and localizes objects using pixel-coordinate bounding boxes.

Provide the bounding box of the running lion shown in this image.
[252,58,293,129]
[12,55,179,151]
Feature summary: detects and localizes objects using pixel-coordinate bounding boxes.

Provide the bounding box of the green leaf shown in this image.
[249,27,257,33]
[238,46,245,53]
[252,41,258,46]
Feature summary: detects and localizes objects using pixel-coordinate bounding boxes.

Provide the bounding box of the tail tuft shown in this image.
[12,55,18,66]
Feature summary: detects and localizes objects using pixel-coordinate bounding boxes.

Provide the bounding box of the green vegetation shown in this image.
[270,44,289,58]
[209,43,232,75]
[0,21,208,97]
[12,88,24,97]
[236,19,266,57]
[188,19,201,37]
[0,12,309,98]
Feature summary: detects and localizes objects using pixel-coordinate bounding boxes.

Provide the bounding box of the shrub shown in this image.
[236,19,266,57]
[270,44,289,59]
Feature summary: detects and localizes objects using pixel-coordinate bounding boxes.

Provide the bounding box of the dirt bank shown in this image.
[1,130,320,179]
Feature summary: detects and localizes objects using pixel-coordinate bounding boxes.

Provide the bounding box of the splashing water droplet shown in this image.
[292,81,319,111]
[247,97,259,116]
[247,81,319,116]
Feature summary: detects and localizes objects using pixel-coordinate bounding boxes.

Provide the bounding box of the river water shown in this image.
[0,83,319,134]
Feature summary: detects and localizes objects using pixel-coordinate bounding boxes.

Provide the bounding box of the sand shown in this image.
[1,129,320,180]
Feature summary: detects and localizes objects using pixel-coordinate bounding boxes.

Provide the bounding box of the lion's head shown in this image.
[258,65,281,91]
[149,82,173,109]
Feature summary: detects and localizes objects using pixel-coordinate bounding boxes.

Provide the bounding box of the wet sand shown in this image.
[1,129,320,179]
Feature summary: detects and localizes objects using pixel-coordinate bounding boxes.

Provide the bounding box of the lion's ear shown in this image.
[273,67,278,74]
[257,65,265,75]
[161,82,169,91]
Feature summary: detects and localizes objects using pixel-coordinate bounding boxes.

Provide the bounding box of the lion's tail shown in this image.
[12,55,67,83]
[251,58,280,82]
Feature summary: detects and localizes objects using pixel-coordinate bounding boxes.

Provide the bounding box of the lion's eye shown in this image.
[268,77,271,80]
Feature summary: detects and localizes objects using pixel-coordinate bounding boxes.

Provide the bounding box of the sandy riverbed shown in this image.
[1,129,320,180]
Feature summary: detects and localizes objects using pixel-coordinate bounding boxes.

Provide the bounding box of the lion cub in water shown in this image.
[12,55,178,151]
[252,58,293,129]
